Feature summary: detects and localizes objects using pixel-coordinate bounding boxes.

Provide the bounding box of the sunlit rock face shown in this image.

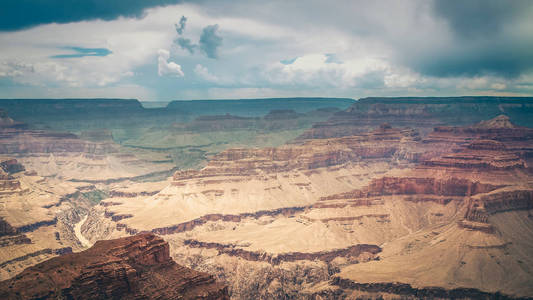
[0,233,229,299]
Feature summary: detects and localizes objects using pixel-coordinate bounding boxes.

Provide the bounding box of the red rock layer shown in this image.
[173,124,419,182]
[318,177,502,208]
[0,158,23,193]
[298,97,533,139]
[312,117,533,237]
[0,158,25,174]
[0,234,31,248]
[0,233,229,299]
[366,177,502,197]
[424,118,533,155]
[464,189,533,224]
[0,129,117,155]
[0,173,20,192]
[184,239,381,265]
[0,247,72,269]
[329,277,516,299]
[112,206,308,235]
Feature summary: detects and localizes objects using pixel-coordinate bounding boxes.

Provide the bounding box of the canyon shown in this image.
[0,97,532,299]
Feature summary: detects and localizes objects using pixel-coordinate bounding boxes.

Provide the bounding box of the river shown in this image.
[74,214,92,248]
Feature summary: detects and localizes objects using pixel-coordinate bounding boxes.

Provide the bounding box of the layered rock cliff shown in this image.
[174,124,419,180]
[0,129,118,155]
[299,97,533,139]
[0,233,229,299]
[0,158,23,194]
[99,124,419,234]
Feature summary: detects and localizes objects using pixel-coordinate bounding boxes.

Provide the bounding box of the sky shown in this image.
[0,0,532,101]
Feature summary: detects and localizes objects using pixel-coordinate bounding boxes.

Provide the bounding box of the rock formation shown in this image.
[0,233,229,299]
[99,123,419,234]
[0,110,17,128]
[299,97,533,139]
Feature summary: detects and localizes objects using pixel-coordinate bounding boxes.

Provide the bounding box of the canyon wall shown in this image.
[0,233,229,299]
[299,97,533,139]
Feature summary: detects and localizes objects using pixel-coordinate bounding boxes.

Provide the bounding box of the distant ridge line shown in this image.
[357,96,533,104]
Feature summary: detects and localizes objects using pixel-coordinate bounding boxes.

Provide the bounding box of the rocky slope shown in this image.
[0,233,229,299]
[0,155,95,280]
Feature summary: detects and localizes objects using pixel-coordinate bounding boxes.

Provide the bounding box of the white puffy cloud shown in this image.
[157,49,184,77]
[194,64,218,82]
[262,54,391,89]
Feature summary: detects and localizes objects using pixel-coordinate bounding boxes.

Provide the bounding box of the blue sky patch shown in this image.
[51,47,112,59]
[280,57,297,65]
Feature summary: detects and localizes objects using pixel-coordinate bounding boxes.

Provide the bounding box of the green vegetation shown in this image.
[81,190,108,205]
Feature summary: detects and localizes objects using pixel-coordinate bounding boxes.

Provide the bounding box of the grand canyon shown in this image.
[2,1,533,298]
[0,97,532,299]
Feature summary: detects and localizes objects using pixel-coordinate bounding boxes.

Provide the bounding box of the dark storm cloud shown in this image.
[176,37,197,54]
[354,71,385,89]
[175,23,222,59]
[196,0,533,80]
[199,24,222,59]
[0,0,188,31]
[407,40,533,78]
[175,16,187,35]
[433,0,531,38]
[402,0,533,78]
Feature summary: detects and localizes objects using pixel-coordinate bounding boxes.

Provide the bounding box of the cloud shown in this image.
[325,53,342,64]
[0,61,34,77]
[0,58,131,87]
[51,47,112,59]
[175,15,187,35]
[405,42,533,78]
[432,0,532,38]
[0,82,154,100]
[400,0,533,78]
[194,64,219,82]
[174,22,222,59]
[176,37,197,54]
[157,49,184,77]
[1,1,532,100]
[266,54,390,89]
[0,0,187,31]
[199,24,222,59]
